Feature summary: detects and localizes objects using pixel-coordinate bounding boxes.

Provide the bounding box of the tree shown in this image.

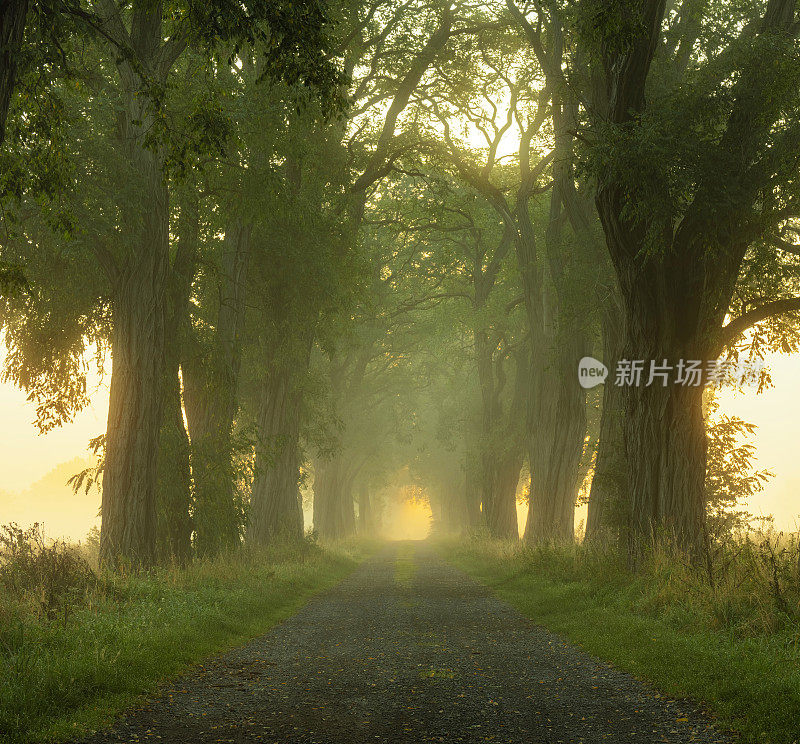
[299,0,496,538]
[366,168,530,537]
[418,32,600,541]
[579,0,800,554]
[1,0,345,567]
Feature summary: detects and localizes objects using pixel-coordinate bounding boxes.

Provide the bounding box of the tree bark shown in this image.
[155,199,197,564]
[100,162,168,567]
[357,482,377,535]
[156,362,192,563]
[248,359,307,545]
[482,341,527,540]
[0,0,28,145]
[428,458,480,535]
[474,331,519,538]
[518,183,588,543]
[449,488,477,532]
[183,221,252,556]
[585,290,627,543]
[610,272,709,555]
[462,446,484,531]
[485,453,522,538]
[313,457,356,541]
[525,326,587,542]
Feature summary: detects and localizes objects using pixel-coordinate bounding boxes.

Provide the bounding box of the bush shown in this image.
[0,523,96,621]
[0,525,368,743]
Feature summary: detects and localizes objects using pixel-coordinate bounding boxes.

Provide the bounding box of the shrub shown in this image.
[0,523,96,620]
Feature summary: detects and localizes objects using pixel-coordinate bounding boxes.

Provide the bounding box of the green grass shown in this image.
[438,536,800,744]
[0,538,375,743]
[394,541,417,588]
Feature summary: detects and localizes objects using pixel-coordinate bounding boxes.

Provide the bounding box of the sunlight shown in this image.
[381,485,433,541]
[3,1,800,739]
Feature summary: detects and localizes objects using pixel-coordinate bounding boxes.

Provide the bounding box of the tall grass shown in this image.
[440,531,800,743]
[0,524,371,743]
[447,529,800,637]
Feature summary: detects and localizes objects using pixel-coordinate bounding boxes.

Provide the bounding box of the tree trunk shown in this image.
[100,169,168,567]
[184,221,251,556]
[620,291,708,555]
[357,482,376,535]
[461,432,485,531]
[595,191,729,557]
[154,201,197,564]
[430,461,478,535]
[485,453,522,539]
[473,330,524,539]
[519,158,589,543]
[185,425,241,555]
[525,327,587,542]
[446,489,472,533]
[98,0,177,569]
[0,0,27,145]
[627,374,707,554]
[248,363,306,545]
[156,364,192,563]
[585,291,627,542]
[313,457,356,541]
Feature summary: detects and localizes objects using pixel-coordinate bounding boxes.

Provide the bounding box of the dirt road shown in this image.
[79,542,728,743]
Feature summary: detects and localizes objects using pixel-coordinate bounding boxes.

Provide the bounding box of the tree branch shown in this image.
[770,236,800,257]
[351,4,454,194]
[717,296,800,352]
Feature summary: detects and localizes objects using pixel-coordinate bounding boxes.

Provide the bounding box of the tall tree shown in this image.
[93,0,343,565]
[580,0,800,553]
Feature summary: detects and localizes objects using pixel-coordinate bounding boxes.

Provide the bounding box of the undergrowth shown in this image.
[0,523,371,743]
[440,532,800,744]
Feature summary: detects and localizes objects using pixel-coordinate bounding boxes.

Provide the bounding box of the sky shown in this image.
[0,348,798,542]
[0,349,108,540]
[715,352,800,532]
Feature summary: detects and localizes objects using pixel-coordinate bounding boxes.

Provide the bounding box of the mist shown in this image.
[2,0,800,742]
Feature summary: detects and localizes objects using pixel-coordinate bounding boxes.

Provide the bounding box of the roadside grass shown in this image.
[0,527,376,743]
[437,535,800,744]
[394,542,417,589]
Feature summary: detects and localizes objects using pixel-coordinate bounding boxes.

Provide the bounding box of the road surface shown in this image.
[80,542,728,743]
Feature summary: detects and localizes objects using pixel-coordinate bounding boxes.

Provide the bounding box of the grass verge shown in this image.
[437,536,800,744]
[0,536,375,743]
[394,542,417,588]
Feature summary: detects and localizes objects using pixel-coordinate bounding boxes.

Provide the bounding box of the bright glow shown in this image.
[0,349,107,541]
[381,485,432,541]
[716,352,800,531]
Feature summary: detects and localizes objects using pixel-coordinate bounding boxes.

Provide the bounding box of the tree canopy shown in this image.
[1,0,799,566]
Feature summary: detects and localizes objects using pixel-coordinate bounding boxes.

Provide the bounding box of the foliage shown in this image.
[443,534,800,743]
[186,0,348,114]
[0,526,371,743]
[705,400,773,538]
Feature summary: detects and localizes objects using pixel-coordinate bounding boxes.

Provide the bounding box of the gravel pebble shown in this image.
[77,542,731,744]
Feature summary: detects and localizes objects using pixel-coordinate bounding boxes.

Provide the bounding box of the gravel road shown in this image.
[78,542,730,744]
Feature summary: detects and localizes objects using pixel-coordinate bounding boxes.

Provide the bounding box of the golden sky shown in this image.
[0,349,107,541]
[716,352,800,531]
